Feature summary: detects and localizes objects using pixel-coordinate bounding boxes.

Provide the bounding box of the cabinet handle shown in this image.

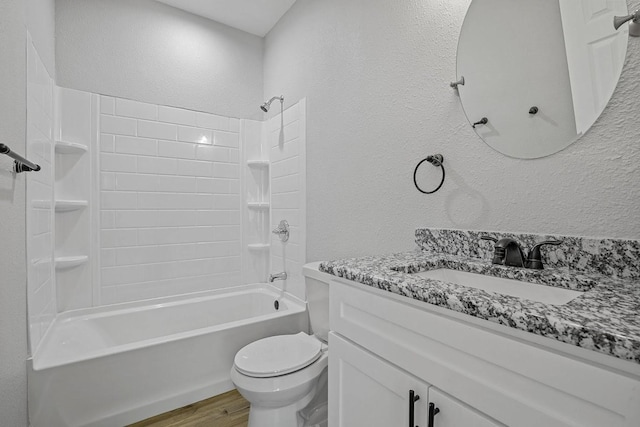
[428,402,440,427]
[409,390,420,427]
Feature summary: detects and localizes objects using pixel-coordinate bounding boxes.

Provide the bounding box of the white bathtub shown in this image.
[28,284,308,427]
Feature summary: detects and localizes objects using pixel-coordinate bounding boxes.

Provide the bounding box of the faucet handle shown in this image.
[526,240,563,270]
[272,220,290,242]
[480,235,498,243]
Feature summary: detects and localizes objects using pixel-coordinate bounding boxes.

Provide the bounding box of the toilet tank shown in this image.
[303,262,331,343]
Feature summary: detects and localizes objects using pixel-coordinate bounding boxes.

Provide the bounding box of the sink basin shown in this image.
[414,269,583,305]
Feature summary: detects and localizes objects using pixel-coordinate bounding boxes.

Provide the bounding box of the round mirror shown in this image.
[457,0,628,159]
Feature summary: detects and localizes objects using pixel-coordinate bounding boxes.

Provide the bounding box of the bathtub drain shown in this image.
[274,300,280,310]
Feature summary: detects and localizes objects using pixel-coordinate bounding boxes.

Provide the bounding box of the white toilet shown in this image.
[230,262,330,427]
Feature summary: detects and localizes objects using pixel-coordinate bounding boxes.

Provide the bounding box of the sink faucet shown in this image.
[481,236,563,269]
[494,238,526,267]
[269,272,287,282]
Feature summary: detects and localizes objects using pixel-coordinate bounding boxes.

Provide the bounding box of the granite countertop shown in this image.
[320,250,640,364]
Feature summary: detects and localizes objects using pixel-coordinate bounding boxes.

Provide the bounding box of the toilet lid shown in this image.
[234,332,323,378]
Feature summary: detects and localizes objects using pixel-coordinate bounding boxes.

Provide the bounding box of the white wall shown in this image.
[99,95,242,304]
[55,0,264,120]
[264,0,640,261]
[0,0,28,424]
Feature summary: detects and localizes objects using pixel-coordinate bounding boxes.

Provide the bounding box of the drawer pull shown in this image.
[428,402,440,427]
[409,389,420,427]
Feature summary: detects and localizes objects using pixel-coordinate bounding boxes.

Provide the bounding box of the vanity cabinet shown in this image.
[330,332,501,427]
[427,387,503,427]
[328,277,640,427]
[330,332,430,427]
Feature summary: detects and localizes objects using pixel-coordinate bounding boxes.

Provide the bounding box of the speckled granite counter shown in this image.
[319,229,640,364]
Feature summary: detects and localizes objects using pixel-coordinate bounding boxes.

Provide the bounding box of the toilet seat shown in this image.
[234,332,323,378]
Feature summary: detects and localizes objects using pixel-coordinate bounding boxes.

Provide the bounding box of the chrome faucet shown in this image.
[481,236,562,269]
[269,272,287,282]
[272,220,290,242]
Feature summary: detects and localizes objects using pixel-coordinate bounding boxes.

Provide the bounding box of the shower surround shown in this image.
[26,83,308,424]
[33,89,308,314]
[98,95,244,305]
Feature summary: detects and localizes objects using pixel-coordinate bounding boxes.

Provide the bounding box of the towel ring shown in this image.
[413,154,445,194]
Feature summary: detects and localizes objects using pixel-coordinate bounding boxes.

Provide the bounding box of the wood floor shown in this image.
[128,390,250,427]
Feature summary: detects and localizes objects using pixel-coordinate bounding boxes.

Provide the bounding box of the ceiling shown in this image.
[155,0,297,37]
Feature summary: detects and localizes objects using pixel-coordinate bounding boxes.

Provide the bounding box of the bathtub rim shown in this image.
[31,283,307,371]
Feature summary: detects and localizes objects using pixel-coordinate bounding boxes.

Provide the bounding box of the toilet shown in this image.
[230,262,330,427]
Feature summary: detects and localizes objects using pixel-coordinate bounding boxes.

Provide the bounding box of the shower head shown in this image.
[260,96,284,112]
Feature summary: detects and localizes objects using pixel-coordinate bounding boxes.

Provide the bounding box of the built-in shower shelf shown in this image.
[55,255,88,270]
[248,243,270,251]
[247,160,270,167]
[247,202,270,210]
[55,200,89,212]
[55,141,88,155]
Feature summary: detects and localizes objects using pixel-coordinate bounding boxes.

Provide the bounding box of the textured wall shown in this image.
[0,0,28,424]
[264,0,640,261]
[55,0,264,120]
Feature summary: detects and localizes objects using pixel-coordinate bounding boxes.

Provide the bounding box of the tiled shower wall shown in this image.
[26,36,55,353]
[99,97,243,304]
[269,100,307,300]
[27,83,307,338]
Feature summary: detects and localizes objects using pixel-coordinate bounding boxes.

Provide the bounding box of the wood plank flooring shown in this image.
[128,390,250,427]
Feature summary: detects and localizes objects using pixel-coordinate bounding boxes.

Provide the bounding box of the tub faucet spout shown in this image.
[269,272,287,282]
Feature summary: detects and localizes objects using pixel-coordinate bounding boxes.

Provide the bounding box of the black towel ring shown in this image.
[413,154,445,194]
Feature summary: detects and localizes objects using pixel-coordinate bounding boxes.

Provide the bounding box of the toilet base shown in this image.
[247,386,316,427]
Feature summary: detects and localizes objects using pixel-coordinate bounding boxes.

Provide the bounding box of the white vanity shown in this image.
[329,277,640,427]
[323,230,640,427]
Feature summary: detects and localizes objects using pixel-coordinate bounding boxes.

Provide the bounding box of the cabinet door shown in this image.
[329,332,429,427]
[428,387,504,427]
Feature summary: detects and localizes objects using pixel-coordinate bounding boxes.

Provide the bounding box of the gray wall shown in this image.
[0,0,28,424]
[55,0,265,119]
[264,0,640,261]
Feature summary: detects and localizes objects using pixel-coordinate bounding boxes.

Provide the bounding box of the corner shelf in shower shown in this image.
[55,255,88,270]
[247,202,270,210]
[248,243,271,251]
[55,200,89,212]
[247,159,270,168]
[55,140,89,155]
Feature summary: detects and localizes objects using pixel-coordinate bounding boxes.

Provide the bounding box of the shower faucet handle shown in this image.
[272,220,290,242]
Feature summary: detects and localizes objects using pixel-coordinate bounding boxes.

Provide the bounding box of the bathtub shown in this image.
[28,284,308,427]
